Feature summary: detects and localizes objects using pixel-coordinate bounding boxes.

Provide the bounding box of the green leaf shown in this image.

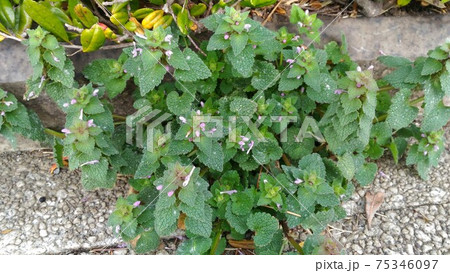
[206,33,230,51]
[421,58,443,75]
[135,231,160,254]
[247,212,280,247]
[167,47,189,70]
[166,91,195,115]
[230,97,257,116]
[23,0,69,42]
[154,205,179,236]
[298,153,326,179]
[174,48,212,82]
[0,0,15,29]
[231,190,254,215]
[176,237,212,255]
[80,157,115,190]
[138,64,166,96]
[225,202,249,234]
[441,70,450,96]
[301,209,334,234]
[355,162,377,186]
[254,230,283,255]
[251,61,279,91]
[252,140,283,165]
[337,152,355,180]
[279,70,302,91]
[227,45,255,78]
[196,138,224,172]
[81,24,105,52]
[185,205,212,238]
[397,0,412,6]
[230,32,248,56]
[378,55,412,67]
[386,89,418,130]
[47,60,75,88]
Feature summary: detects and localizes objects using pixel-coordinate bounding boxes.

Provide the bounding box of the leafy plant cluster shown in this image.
[1,2,449,255]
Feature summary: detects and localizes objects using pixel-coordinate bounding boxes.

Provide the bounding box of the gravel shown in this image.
[0,150,128,254]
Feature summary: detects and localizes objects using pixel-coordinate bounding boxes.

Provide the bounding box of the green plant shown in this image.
[1,2,449,255]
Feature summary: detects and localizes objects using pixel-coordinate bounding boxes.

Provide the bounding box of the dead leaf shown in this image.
[275,7,286,15]
[365,191,385,229]
[177,213,186,230]
[129,234,140,248]
[228,239,255,249]
[1,229,12,235]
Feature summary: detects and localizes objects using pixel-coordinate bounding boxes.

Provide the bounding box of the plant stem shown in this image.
[409,96,424,105]
[112,114,127,120]
[373,95,425,124]
[44,128,65,139]
[281,221,304,254]
[377,85,394,92]
[209,222,222,255]
[281,154,292,166]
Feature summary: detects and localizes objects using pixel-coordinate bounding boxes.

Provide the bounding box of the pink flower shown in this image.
[135,33,147,40]
[195,130,200,137]
[200,101,204,107]
[209,128,217,134]
[70,99,77,105]
[123,69,127,73]
[433,145,439,152]
[179,116,187,123]
[87,119,96,127]
[115,225,120,233]
[246,140,254,154]
[3,101,13,107]
[167,190,174,197]
[296,47,302,54]
[0,111,4,116]
[421,133,426,138]
[281,93,285,97]
[356,82,362,88]
[156,185,163,191]
[292,35,300,41]
[240,136,249,142]
[164,34,173,44]
[165,50,173,59]
[334,89,345,95]
[63,103,69,108]
[93,89,99,96]
[282,39,287,44]
[235,21,240,25]
[244,24,251,31]
[79,160,99,167]
[224,33,230,40]
[220,190,237,195]
[286,59,295,64]
[183,166,196,187]
[61,128,71,135]
[253,45,257,49]
[131,47,142,58]
[294,178,303,184]
[133,201,141,207]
